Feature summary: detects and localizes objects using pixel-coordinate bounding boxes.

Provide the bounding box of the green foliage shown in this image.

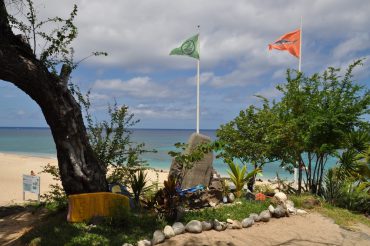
[274,60,369,194]
[219,60,369,195]
[220,178,230,196]
[254,184,275,195]
[216,99,279,169]
[8,0,108,73]
[21,210,166,246]
[182,198,270,223]
[154,177,180,220]
[128,169,153,208]
[71,86,155,185]
[226,160,261,197]
[168,141,213,170]
[322,168,343,204]
[39,163,67,210]
[323,167,370,214]
[168,141,215,187]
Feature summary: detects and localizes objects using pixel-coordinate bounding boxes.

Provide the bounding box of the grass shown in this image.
[20,198,270,245]
[289,194,370,229]
[182,198,270,223]
[18,194,369,245]
[21,209,166,246]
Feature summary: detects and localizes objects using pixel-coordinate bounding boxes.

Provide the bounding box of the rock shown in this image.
[152,230,165,245]
[241,218,254,228]
[226,218,234,223]
[286,200,296,214]
[229,183,236,191]
[209,201,217,207]
[227,220,242,229]
[259,210,271,222]
[137,240,151,246]
[213,219,227,231]
[249,213,259,222]
[297,209,308,215]
[170,133,214,189]
[273,192,287,203]
[122,244,133,246]
[273,205,287,218]
[201,221,213,231]
[185,220,203,233]
[172,222,185,235]
[227,193,235,203]
[268,205,275,214]
[163,225,175,239]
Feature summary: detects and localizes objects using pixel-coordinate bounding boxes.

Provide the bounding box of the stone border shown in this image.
[123,192,308,246]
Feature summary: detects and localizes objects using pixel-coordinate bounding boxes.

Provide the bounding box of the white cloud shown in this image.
[93,77,171,99]
[130,104,194,120]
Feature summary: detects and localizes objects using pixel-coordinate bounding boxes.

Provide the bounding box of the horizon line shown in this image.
[0,126,218,131]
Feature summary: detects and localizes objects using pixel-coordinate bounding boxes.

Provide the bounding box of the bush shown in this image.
[323,168,370,213]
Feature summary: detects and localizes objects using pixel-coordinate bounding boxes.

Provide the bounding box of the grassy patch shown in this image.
[21,210,166,246]
[182,198,270,223]
[289,194,370,229]
[318,204,370,229]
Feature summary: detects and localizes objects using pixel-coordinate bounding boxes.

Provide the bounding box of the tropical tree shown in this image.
[0,0,108,194]
[217,97,280,191]
[274,60,369,194]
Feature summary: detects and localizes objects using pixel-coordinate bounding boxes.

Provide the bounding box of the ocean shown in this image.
[0,127,336,180]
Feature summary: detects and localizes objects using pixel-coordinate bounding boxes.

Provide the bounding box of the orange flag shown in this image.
[269,29,300,58]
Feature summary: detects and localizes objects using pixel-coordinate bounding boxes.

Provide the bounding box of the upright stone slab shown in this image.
[169,132,214,189]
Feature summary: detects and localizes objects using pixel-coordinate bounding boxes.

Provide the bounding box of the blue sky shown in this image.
[1,0,369,129]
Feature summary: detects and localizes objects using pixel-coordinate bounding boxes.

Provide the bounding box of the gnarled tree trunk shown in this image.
[0,1,107,195]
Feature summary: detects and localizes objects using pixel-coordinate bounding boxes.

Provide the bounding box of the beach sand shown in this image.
[0,152,169,206]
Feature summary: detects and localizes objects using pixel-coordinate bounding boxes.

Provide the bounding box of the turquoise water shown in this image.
[0,127,337,179]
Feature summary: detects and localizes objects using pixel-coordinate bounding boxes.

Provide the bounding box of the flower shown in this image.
[255,192,266,201]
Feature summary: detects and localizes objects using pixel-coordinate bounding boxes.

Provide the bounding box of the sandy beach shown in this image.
[0,152,169,206]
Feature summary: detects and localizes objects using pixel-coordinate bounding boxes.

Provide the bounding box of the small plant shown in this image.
[226,160,261,198]
[254,184,275,196]
[220,178,230,197]
[154,177,180,220]
[39,163,67,210]
[128,169,153,208]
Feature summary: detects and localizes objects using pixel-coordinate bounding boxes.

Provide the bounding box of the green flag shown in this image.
[170,34,199,60]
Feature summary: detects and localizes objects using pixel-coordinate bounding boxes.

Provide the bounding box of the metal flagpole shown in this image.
[196,25,200,134]
[298,16,302,72]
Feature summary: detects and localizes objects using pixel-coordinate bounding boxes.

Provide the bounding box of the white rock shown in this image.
[201,221,213,231]
[152,230,165,245]
[172,222,185,235]
[274,192,287,203]
[241,218,254,228]
[122,244,133,246]
[185,220,202,233]
[259,210,271,222]
[249,213,259,222]
[297,209,308,215]
[268,204,275,214]
[226,218,234,223]
[209,201,217,207]
[137,240,151,246]
[163,225,175,239]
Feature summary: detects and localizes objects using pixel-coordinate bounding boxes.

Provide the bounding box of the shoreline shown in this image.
[0,152,169,206]
[0,152,288,206]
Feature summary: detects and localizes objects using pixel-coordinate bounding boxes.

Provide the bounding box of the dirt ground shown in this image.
[1,210,369,246]
[162,213,370,246]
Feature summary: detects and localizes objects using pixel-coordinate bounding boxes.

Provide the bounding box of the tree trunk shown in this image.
[0,1,107,195]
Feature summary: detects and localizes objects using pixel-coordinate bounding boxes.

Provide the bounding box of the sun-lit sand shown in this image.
[0,152,169,206]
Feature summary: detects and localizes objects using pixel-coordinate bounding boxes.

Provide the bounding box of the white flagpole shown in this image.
[196,25,200,134]
[298,16,302,72]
